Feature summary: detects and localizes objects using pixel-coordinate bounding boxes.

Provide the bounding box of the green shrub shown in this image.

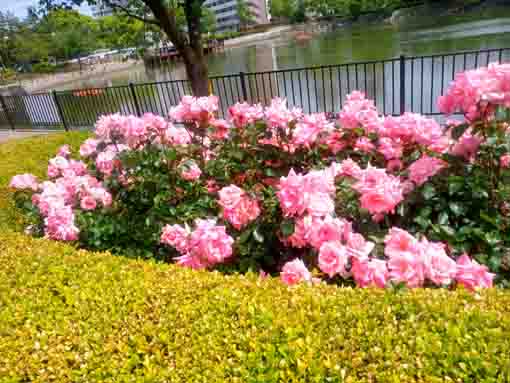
[0,132,89,231]
[0,231,509,382]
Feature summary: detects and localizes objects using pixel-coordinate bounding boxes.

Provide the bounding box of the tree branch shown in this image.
[102,0,160,25]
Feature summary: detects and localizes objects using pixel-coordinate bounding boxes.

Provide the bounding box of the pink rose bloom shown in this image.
[96,150,117,176]
[57,145,71,158]
[293,113,333,148]
[44,205,79,242]
[179,160,202,181]
[354,137,376,153]
[228,102,264,128]
[318,241,349,278]
[339,91,381,133]
[163,123,192,145]
[210,118,231,140]
[95,113,125,140]
[388,252,425,288]
[336,158,362,178]
[325,131,347,154]
[206,179,220,193]
[378,137,403,160]
[280,259,311,285]
[169,95,218,125]
[174,253,209,270]
[218,185,260,230]
[10,174,39,191]
[386,159,403,172]
[143,113,168,136]
[357,170,404,216]
[80,195,97,211]
[287,215,319,248]
[265,98,302,129]
[500,154,510,168]
[68,160,88,176]
[408,155,447,186]
[384,228,420,259]
[346,232,374,262]
[455,254,495,291]
[277,169,307,217]
[352,258,389,288]
[421,240,457,286]
[187,219,234,266]
[47,164,60,178]
[450,130,483,161]
[161,224,190,254]
[309,215,350,250]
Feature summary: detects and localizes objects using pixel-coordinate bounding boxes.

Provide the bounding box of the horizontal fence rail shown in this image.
[1,47,509,131]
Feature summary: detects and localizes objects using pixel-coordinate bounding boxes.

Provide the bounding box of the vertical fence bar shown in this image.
[0,94,14,130]
[399,55,406,115]
[129,82,142,117]
[52,91,68,131]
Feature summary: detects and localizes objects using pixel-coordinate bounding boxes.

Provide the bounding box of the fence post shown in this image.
[129,82,142,117]
[0,94,14,130]
[399,55,406,115]
[52,90,68,132]
[239,71,248,102]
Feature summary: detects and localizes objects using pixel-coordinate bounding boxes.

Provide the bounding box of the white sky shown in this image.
[2,0,91,19]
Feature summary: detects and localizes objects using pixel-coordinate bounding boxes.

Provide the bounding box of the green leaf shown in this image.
[253,228,264,243]
[280,220,295,237]
[264,168,276,177]
[438,211,449,225]
[488,256,501,272]
[448,202,464,217]
[439,225,456,237]
[450,123,470,140]
[422,184,436,200]
[480,212,499,229]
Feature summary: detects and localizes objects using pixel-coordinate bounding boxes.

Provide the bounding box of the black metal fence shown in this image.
[1,47,509,131]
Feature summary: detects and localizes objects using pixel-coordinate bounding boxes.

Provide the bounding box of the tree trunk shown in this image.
[184,53,209,96]
[143,0,210,97]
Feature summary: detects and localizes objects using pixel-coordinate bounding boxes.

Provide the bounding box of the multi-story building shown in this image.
[92,0,129,18]
[203,0,268,32]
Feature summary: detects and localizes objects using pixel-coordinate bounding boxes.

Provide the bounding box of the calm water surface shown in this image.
[63,9,510,91]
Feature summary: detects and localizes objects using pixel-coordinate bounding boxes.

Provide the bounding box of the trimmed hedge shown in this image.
[1,231,510,382]
[0,132,89,231]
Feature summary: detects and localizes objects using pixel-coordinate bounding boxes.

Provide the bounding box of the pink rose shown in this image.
[346,232,374,262]
[80,195,97,211]
[421,239,457,286]
[218,185,260,230]
[57,145,71,158]
[9,174,39,191]
[318,241,349,277]
[388,252,425,288]
[455,254,495,291]
[384,228,420,259]
[352,258,389,288]
[161,224,190,254]
[500,154,510,168]
[179,160,202,181]
[408,155,447,186]
[280,259,311,285]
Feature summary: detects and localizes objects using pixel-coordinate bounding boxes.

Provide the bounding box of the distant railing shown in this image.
[1,47,509,131]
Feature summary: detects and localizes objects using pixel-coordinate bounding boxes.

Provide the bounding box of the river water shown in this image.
[60,7,510,91]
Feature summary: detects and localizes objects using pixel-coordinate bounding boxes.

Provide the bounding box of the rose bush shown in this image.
[11,64,510,289]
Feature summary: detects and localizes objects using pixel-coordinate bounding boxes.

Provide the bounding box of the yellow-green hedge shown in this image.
[0,132,89,231]
[0,231,509,382]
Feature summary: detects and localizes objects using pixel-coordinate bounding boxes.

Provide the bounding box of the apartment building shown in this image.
[203,0,268,32]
